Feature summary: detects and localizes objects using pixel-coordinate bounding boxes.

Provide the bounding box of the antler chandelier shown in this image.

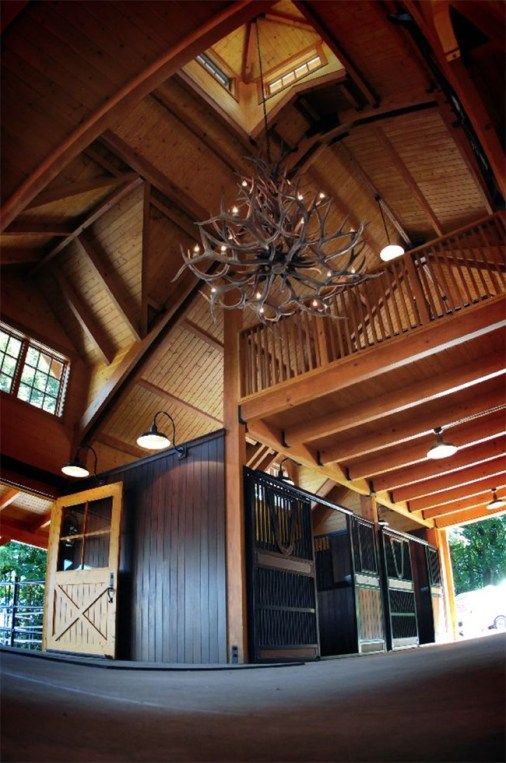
[176,19,372,322]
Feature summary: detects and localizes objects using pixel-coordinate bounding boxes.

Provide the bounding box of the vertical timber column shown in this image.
[224,303,248,662]
[359,493,378,524]
[433,527,458,641]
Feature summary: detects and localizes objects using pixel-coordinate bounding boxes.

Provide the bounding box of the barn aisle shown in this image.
[1,634,504,762]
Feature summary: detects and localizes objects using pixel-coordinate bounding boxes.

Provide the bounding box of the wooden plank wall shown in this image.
[79,429,227,663]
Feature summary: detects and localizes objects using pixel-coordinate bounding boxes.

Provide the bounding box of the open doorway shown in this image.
[0,540,47,649]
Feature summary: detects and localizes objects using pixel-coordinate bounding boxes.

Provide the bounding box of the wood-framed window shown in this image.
[0,322,70,417]
[263,46,327,99]
[196,52,235,94]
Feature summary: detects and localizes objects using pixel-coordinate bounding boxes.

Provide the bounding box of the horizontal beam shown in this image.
[25,174,137,209]
[422,489,506,520]
[374,435,506,493]
[409,475,506,512]
[365,416,505,485]
[137,378,222,424]
[395,456,506,503]
[182,319,224,352]
[435,504,506,529]
[0,488,21,511]
[302,349,505,452]
[324,378,504,466]
[0,520,48,549]
[94,433,145,459]
[240,297,506,423]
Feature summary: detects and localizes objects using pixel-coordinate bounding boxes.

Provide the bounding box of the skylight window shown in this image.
[267,53,323,97]
[196,53,232,92]
[0,322,70,416]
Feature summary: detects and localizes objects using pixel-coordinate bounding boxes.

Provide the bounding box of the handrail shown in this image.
[240,212,506,397]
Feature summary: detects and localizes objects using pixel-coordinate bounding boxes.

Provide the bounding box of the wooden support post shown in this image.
[359,493,378,524]
[438,528,458,641]
[224,303,248,663]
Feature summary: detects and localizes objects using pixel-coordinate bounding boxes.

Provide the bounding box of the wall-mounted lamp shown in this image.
[61,444,98,479]
[137,411,187,459]
[376,195,405,262]
[275,457,295,486]
[426,426,458,460]
[487,488,505,510]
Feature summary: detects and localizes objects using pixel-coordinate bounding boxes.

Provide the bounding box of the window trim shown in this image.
[259,44,328,101]
[195,52,236,96]
[0,321,70,418]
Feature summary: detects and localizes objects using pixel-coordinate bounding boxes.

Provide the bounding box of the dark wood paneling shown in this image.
[80,430,226,663]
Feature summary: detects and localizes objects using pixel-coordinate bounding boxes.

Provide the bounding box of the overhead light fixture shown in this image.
[376,195,405,262]
[61,444,97,479]
[426,426,458,460]
[137,411,187,459]
[174,20,373,322]
[276,457,295,486]
[487,489,505,510]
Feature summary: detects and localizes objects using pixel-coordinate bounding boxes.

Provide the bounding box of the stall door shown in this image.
[245,469,319,662]
[381,529,419,650]
[426,545,446,642]
[43,483,122,657]
[351,517,387,653]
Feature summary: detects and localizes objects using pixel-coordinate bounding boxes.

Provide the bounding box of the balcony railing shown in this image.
[240,213,505,397]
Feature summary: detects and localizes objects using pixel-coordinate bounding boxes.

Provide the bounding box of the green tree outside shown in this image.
[0,541,46,581]
[449,516,506,595]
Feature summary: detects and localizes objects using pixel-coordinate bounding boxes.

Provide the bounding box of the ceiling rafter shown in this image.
[76,233,141,341]
[140,182,151,338]
[264,11,314,32]
[182,319,224,353]
[0,488,21,511]
[136,378,222,425]
[241,21,256,84]
[52,266,116,365]
[25,173,137,210]
[409,474,506,513]
[435,503,506,529]
[423,489,506,521]
[395,455,506,503]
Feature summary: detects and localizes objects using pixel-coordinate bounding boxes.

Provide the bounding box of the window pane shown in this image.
[50,360,63,380]
[282,72,295,86]
[37,352,51,372]
[17,383,31,402]
[61,505,86,537]
[26,346,39,366]
[20,365,35,385]
[0,331,9,353]
[46,376,59,396]
[29,389,44,408]
[307,56,321,70]
[57,538,83,571]
[86,498,112,534]
[34,370,47,392]
[43,397,56,414]
[1,355,16,377]
[0,374,13,393]
[6,336,21,357]
[295,64,308,78]
[82,535,110,569]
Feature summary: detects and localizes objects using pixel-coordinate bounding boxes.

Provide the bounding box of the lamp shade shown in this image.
[61,461,90,478]
[487,489,506,510]
[427,427,457,460]
[380,243,405,262]
[136,425,171,450]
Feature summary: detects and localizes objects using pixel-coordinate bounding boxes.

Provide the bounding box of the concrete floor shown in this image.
[1,635,504,763]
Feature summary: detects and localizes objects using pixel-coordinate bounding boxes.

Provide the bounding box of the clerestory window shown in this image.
[0,322,70,416]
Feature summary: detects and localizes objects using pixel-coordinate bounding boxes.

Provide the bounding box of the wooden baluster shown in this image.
[241,332,249,396]
[335,294,352,356]
[477,224,502,295]
[355,285,372,346]
[449,234,475,306]
[361,281,381,343]
[404,254,431,325]
[295,314,306,374]
[281,318,292,380]
[431,242,457,313]
[386,265,404,334]
[267,326,277,386]
[467,227,492,298]
[377,271,396,339]
[456,232,482,303]
[315,315,330,366]
[439,238,467,309]
[391,259,412,330]
[302,312,315,371]
[344,289,360,351]
[327,301,338,361]
[489,216,506,289]
[422,248,447,317]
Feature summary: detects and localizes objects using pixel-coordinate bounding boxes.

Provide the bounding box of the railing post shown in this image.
[315,317,330,366]
[404,253,432,324]
[10,574,19,648]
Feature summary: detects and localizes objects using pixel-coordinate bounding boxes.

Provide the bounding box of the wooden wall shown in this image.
[78,429,227,664]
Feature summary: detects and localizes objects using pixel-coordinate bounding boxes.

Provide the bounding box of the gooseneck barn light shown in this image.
[137,411,187,459]
[487,489,505,510]
[276,457,295,486]
[426,426,458,460]
[61,444,98,478]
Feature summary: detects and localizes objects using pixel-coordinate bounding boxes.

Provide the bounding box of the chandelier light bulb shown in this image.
[427,427,458,460]
[380,243,405,262]
[255,291,262,300]
[231,205,239,215]
[211,286,217,293]
[312,299,319,308]
[259,306,264,314]
[220,245,227,252]
[487,489,506,510]
[326,270,332,278]
[193,244,200,253]
[318,192,326,200]
[297,193,304,200]
[241,180,248,187]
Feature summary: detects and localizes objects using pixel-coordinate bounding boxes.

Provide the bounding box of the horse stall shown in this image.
[379,527,419,650]
[43,430,228,663]
[410,537,446,644]
[244,468,386,662]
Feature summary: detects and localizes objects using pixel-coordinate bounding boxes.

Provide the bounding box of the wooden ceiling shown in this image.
[0,0,504,535]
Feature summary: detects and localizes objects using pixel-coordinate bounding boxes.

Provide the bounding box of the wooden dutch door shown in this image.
[43,483,122,657]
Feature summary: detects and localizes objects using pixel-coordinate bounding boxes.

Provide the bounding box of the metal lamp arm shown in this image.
[153,411,187,460]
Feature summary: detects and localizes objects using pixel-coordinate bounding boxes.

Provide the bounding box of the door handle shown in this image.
[107,572,115,603]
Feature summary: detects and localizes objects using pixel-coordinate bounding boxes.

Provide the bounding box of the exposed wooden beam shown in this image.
[350,410,506,480]
[325,379,506,464]
[374,435,506,493]
[52,266,115,365]
[409,474,506,512]
[240,297,506,423]
[77,233,141,341]
[3,222,74,237]
[0,488,21,511]
[241,21,256,83]
[290,349,505,450]
[182,319,224,352]
[101,131,208,222]
[0,520,48,549]
[435,504,506,529]
[150,192,197,240]
[264,11,314,31]
[25,174,137,210]
[30,176,143,274]
[374,126,444,236]
[141,182,151,337]
[423,489,506,520]
[0,249,42,266]
[0,1,276,230]
[94,433,145,459]
[137,378,222,425]
[394,456,506,503]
